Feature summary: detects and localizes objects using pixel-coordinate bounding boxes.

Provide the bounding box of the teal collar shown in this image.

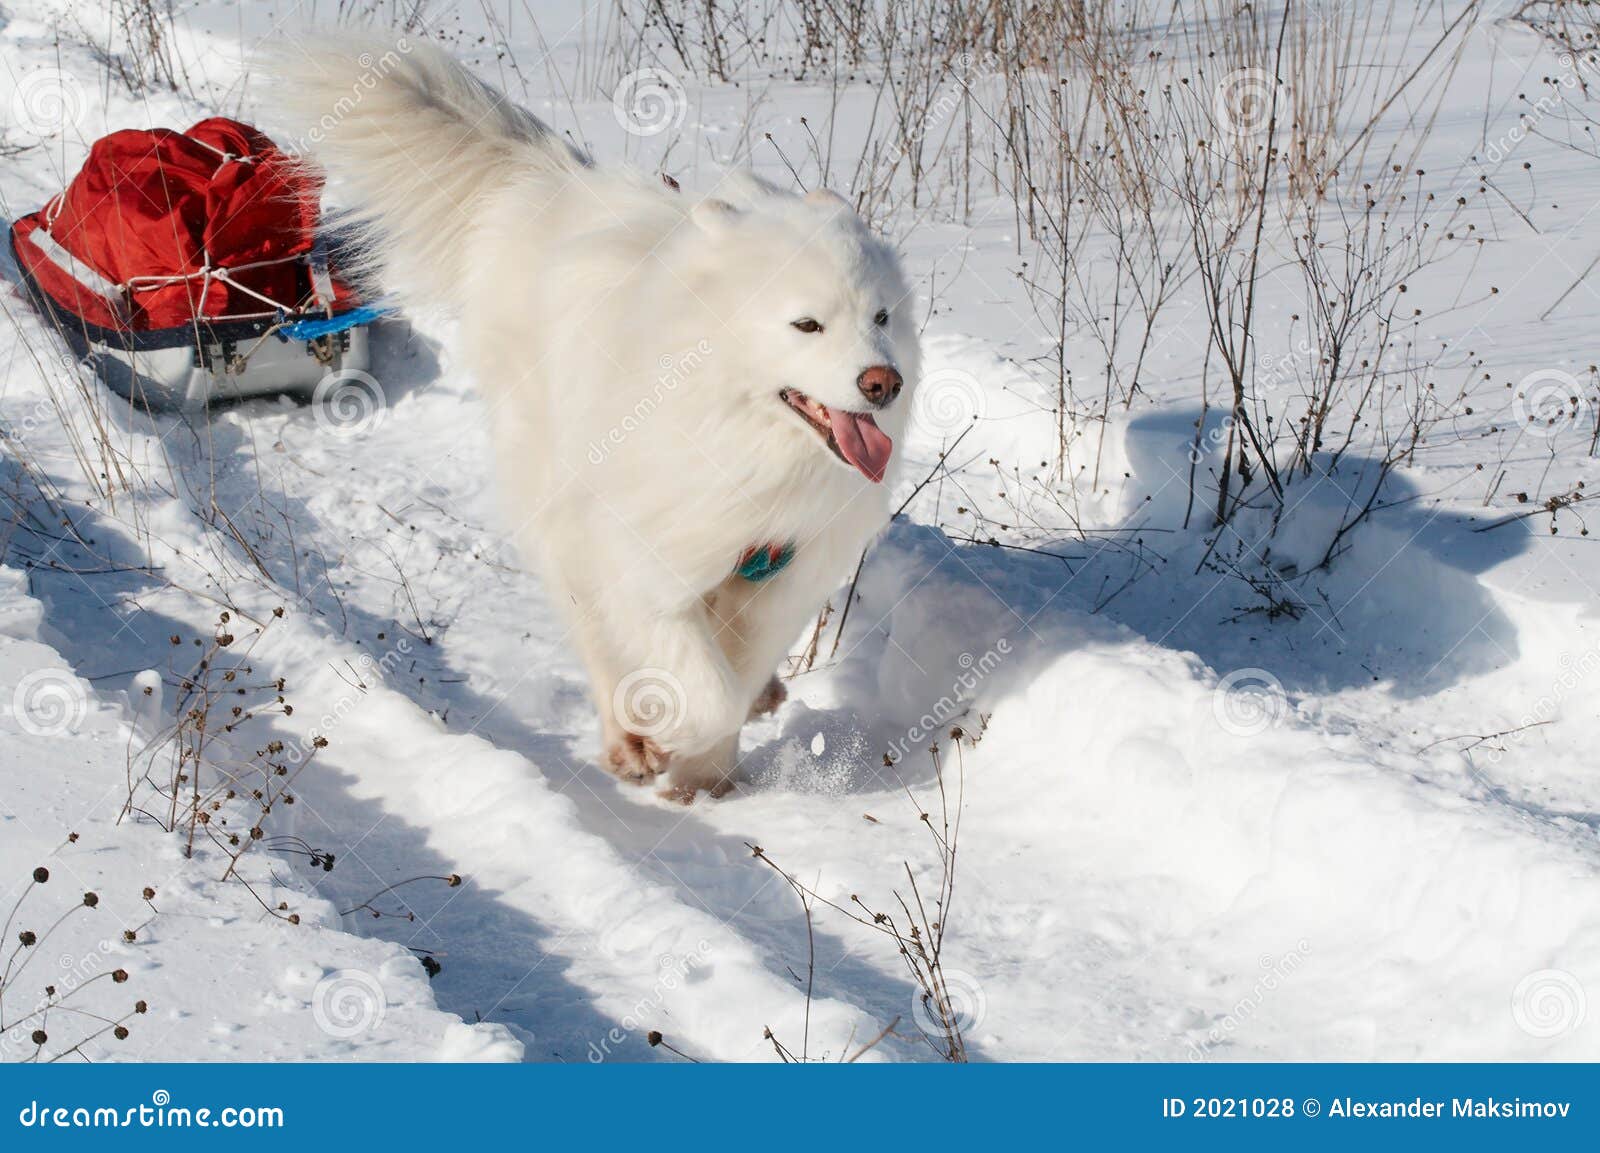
[735,541,796,582]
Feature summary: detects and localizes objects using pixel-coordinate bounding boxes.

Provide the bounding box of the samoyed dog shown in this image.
[270,40,919,800]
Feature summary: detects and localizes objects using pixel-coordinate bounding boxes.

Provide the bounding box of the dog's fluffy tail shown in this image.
[263,35,583,309]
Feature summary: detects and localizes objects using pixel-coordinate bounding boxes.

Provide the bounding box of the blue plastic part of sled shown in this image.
[278,304,392,341]
[735,541,796,583]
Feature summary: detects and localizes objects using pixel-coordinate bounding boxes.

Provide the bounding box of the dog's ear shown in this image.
[691,198,741,236]
[721,170,789,207]
[805,188,854,214]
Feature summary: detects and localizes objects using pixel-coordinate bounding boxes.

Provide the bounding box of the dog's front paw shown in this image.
[657,735,739,803]
[613,659,742,758]
[658,777,737,805]
[748,675,788,719]
[606,732,670,782]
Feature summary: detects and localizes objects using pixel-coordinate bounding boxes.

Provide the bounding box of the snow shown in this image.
[2,0,1599,1062]
[0,566,522,1061]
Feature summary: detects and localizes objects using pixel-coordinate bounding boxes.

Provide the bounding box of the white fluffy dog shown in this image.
[271,40,920,799]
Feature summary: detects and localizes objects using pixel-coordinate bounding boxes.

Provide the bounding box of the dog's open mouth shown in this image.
[778,388,893,484]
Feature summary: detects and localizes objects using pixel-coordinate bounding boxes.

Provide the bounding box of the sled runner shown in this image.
[9,117,378,411]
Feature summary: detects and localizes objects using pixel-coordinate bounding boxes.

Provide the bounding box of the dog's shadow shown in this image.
[5,304,1545,1061]
[455,707,946,1060]
[0,316,649,1061]
[0,459,624,1062]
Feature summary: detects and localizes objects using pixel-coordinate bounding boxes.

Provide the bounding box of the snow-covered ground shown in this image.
[2,0,1599,1062]
[0,566,523,1060]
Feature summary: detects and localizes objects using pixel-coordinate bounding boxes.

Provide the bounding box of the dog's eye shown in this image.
[791,318,824,334]
[874,308,890,327]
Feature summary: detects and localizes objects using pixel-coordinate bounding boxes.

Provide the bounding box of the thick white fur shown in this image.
[266,39,920,797]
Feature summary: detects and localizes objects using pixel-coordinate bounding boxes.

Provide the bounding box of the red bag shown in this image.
[10,116,361,344]
[9,117,375,410]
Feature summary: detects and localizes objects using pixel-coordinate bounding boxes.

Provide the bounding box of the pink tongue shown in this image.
[827,407,894,483]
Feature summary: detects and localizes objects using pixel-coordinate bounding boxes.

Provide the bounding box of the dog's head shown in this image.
[678,186,918,485]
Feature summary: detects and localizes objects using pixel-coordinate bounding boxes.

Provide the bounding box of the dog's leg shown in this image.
[612,601,746,760]
[551,573,675,784]
[660,732,739,804]
[614,585,787,800]
[748,673,788,718]
[718,582,790,719]
[590,624,671,782]
[711,553,839,695]
[558,548,747,783]
[682,551,846,795]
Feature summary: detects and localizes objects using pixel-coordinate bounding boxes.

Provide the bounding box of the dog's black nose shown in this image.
[857,365,902,407]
